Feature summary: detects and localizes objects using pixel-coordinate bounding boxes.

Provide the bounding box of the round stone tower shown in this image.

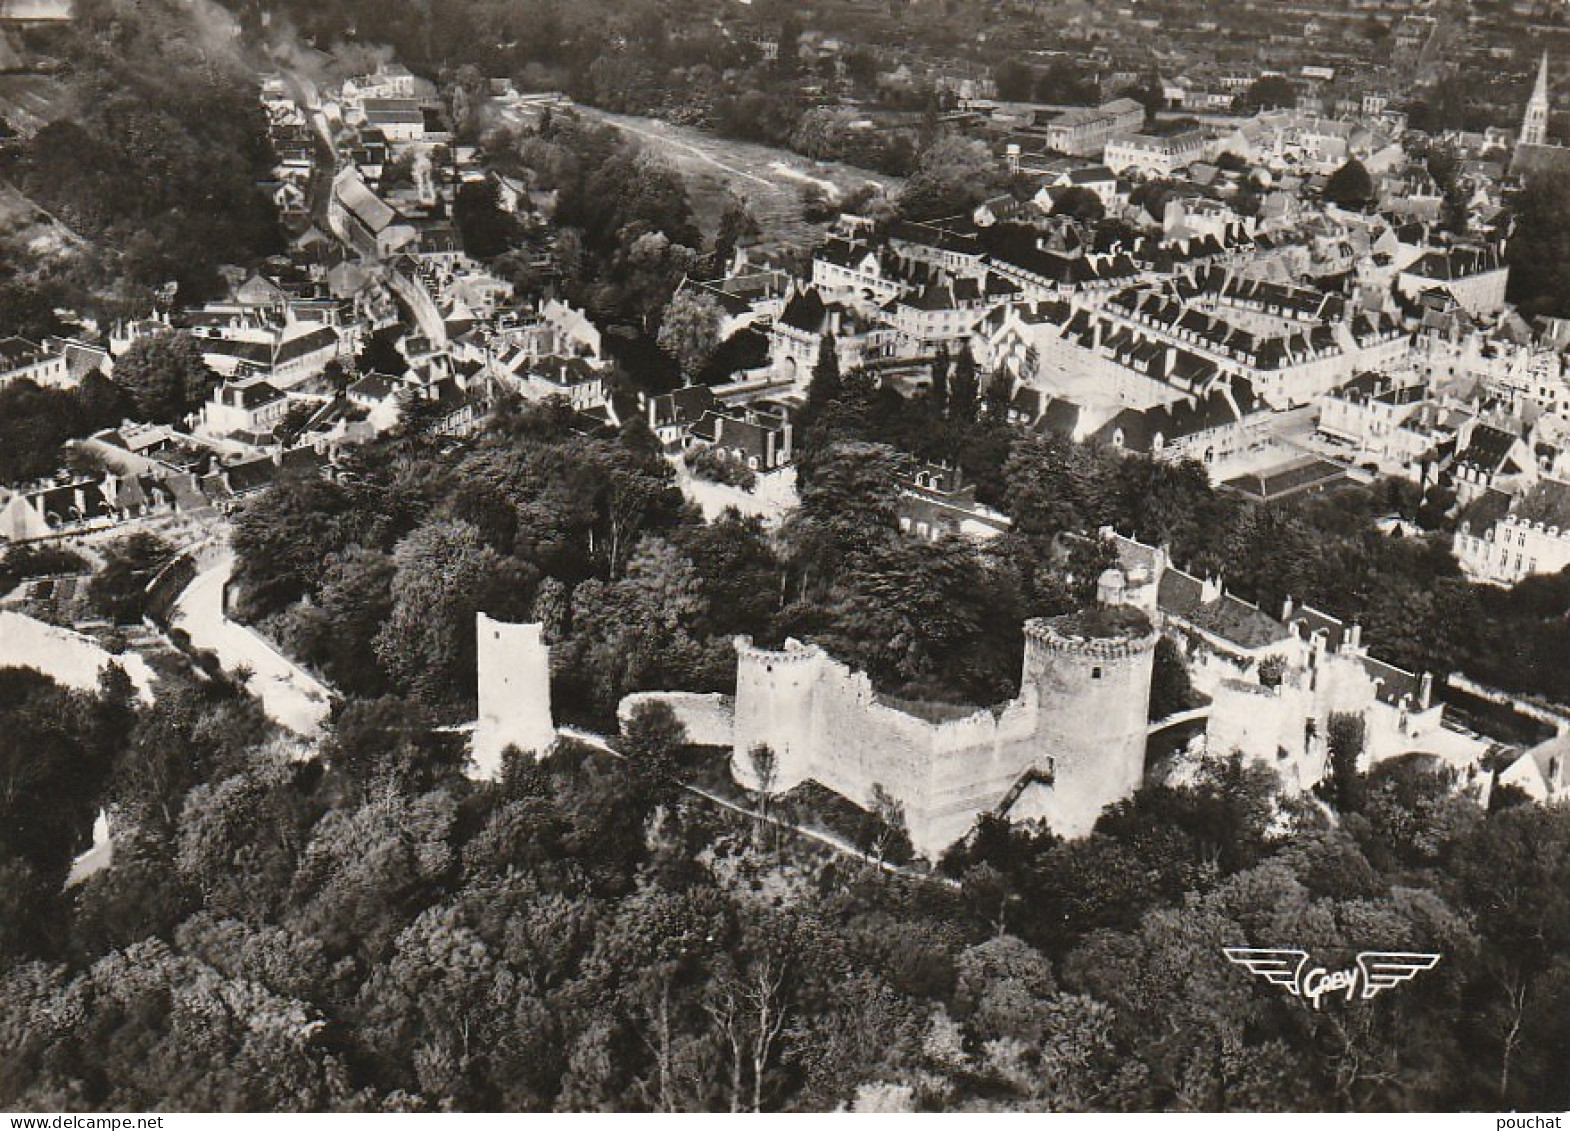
[730,637,823,792]
[1019,608,1159,837]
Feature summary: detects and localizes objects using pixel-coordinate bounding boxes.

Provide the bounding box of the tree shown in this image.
[374,519,537,709]
[0,668,117,903]
[806,332,842,411]
[949,344,979,424]
[1239,74,1297,111]
[657,290,726,383]
[1050,185,1106,223]
[1323,159,1375,209]
[1453,805,1570,1106]
[0,381,94,484]
[1326,711,1367,812]
[785,441,908,595]
[111,333,217,424]
[709,195,758,276]
[746,743,778,846]
[621,699,689,802]
[1425,143,1470,234]
[993,59,1035,102]
[1148,636,1194,721]
[897,134,1003,222]
[1507,174,1570,319]
[87,533,176,624]
[453,178,519,259]
[929,346,950,415]
[856,783,913,868]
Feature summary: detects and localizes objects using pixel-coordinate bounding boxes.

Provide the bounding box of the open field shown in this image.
[569,107,901,248]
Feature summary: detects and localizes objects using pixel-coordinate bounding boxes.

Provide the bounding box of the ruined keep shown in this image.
[730,601,1159,857]
[473,613,555,778]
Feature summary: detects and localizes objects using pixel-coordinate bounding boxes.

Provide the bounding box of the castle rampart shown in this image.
[728,605,1158,857]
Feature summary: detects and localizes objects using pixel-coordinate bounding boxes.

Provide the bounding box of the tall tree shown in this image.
[658,290,726,384]
[807,333,842,411]
[111,333,218,424]
[949,344,979,425]
[1323,159,1375,209]
[1507,174,1570,318]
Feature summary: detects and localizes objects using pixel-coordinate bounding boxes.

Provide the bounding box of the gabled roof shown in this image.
[650,385,716,428]
[1455,424,1521,476]
[1512,478,1570,529]
[778,288,829,334]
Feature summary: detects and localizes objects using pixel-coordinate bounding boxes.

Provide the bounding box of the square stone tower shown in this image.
[474,612,555,779]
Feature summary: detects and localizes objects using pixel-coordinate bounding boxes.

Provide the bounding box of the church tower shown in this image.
[1523,52,1551,149]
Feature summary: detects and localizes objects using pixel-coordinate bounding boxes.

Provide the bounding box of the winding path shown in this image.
[171,553,333,738]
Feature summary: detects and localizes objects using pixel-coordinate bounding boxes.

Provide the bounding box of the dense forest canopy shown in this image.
[2,0,283,302]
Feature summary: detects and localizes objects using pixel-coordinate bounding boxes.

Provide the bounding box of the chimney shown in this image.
[1419,671,1433,711]
[1281,594,1295,621]
[1347,623,1362,652]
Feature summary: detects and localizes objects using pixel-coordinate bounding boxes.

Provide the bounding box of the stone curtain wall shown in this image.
[729,620,1158,858]
[618,691,736,748]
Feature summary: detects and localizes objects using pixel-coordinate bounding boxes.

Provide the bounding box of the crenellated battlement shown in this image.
[1024,617,1159,661]
[734,636,822,667]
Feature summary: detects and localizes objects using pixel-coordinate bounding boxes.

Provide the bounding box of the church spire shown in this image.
[1523,52,1551,148]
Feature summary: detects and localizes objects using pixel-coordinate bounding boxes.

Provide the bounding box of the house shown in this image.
[646,385,717,450]
[197,377,290,441]
[1496,732,1570,801]
[0,479,112,541]
[347,373,404,433]
[688,408,793,471]
[1449,421,1537,505]
[1396,245,1509,318]
[329,168,419,259]
[896,464,1012,542]
[1454,479,1570,585]
[1092,379,1269,466]
[1316,372,1446,474]
[0,337,72,390]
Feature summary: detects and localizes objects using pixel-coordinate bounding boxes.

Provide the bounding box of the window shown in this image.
[1092,666,1103,680]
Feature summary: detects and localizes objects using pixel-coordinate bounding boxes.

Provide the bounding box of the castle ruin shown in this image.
[728,603,1158,857]
[473,612,555,778]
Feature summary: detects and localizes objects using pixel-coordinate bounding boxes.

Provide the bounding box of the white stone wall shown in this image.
[619,691,735,748]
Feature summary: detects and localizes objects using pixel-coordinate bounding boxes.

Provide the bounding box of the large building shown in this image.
[1103,129,1208,177]
[1041,98,1147,158]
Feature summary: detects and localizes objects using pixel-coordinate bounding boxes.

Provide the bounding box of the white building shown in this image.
[1454,479,1570,585]
[1104,129,1209,177]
